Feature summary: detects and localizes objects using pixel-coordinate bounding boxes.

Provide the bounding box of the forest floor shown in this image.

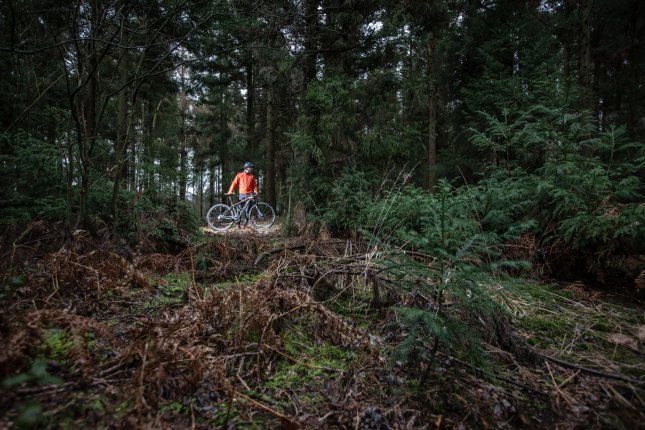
[0,223,643,429]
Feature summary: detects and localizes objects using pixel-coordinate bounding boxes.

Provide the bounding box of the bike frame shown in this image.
[225,195,255,223]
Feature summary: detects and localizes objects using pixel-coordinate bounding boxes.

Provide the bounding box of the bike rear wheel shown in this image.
[249,202,275,230]
[206,204,234,231]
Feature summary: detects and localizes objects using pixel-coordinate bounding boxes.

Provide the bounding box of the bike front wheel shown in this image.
[249,202,275,230]
[206,204,234,231]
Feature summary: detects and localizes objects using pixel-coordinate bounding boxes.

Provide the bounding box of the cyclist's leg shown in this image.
[238,194,252,225]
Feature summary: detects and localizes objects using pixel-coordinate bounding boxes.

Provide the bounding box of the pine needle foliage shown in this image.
[348,180,520,371]
[0,131,67,230]
[470,99,645,278]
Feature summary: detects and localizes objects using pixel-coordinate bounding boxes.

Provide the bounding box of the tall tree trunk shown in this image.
[178,127,188,201]
[209,160,216,207]
[178,67,189,201]
[303,0,318,87]
[198,165,204,217]
[80,38,98,229]
[426,33,438,190]
[578,0,592,109]
[562,0,575,85]
[178,135,188,201]
[129,124,137,191]
[246,62,256,155]
[65,127,74,232]
[298,0,319,172]
[627,0,641,130]
[142,100,153,191]
[219,89,229,204]
[265,84,276,207]
[111,45,129,223]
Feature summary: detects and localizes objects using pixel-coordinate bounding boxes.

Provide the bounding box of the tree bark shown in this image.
[79,34,98,229]
[265,84,277,207]
[627,0,641,130]
[219,88,229,204]
[178,67,189,201]
[578,0,592,109]
[246,61,256,155]
[303,0,318,89]
[426,32,438,190]
[209,160,216,207]
[141,99,153,191]
[111,43,129,223]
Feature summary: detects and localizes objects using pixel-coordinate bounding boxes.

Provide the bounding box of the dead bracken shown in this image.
[0,224,643,429]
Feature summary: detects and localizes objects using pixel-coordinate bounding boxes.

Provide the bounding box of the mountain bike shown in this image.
[206,194,275,231]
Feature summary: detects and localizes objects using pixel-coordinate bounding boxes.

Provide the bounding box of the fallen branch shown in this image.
[536,350,645,386]
[234,390,300,429]
[438,352,549,397]
[254,240,368,266]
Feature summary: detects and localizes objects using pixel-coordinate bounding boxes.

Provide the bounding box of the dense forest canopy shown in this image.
[2,0,644,281]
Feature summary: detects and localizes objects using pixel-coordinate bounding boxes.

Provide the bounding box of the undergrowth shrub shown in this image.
[0,131,66,234]
[360,182,521,372]
[364,180,533,271]
[472,104,645,283]
[307,169,379,235]
[116,191,198,252]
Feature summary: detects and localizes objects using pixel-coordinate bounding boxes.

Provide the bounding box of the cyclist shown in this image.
[226,161,259,227]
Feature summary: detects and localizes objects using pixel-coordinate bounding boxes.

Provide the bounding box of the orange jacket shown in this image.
[227,172,258,195]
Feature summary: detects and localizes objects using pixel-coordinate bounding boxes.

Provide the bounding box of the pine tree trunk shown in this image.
[80,37,98,229]
[426,33,438,190]
[129,128,137,191]
[178,69,188,201]
[578,0,592,108]
[219,89,229,204]
[111,46,129,223]
[178,129,188,201]
[209,161,216,207]
[142,100,153,191]
[65,127,74,232]
[303,0,318,85]
[246,62,256,155]
[627,1,641,130]
[299,0,318,171]
[265,84,276,207]
[198,166,203,217]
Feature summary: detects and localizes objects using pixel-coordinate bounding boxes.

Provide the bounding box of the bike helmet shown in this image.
[243,162,254,172]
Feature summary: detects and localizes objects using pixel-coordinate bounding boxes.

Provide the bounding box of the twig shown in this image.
[234,390,300,429]
[14,381,78,396]
[601,381,636,410]
[558,369,581,389]
[98,358,132,377]
[254,240,367,266]
[136,341,149,412]
[537,350,645,386]
[237,373,251,392]
[546,360,575,409]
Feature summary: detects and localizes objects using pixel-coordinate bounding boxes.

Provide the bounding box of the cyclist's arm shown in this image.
[227,174,240,195]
